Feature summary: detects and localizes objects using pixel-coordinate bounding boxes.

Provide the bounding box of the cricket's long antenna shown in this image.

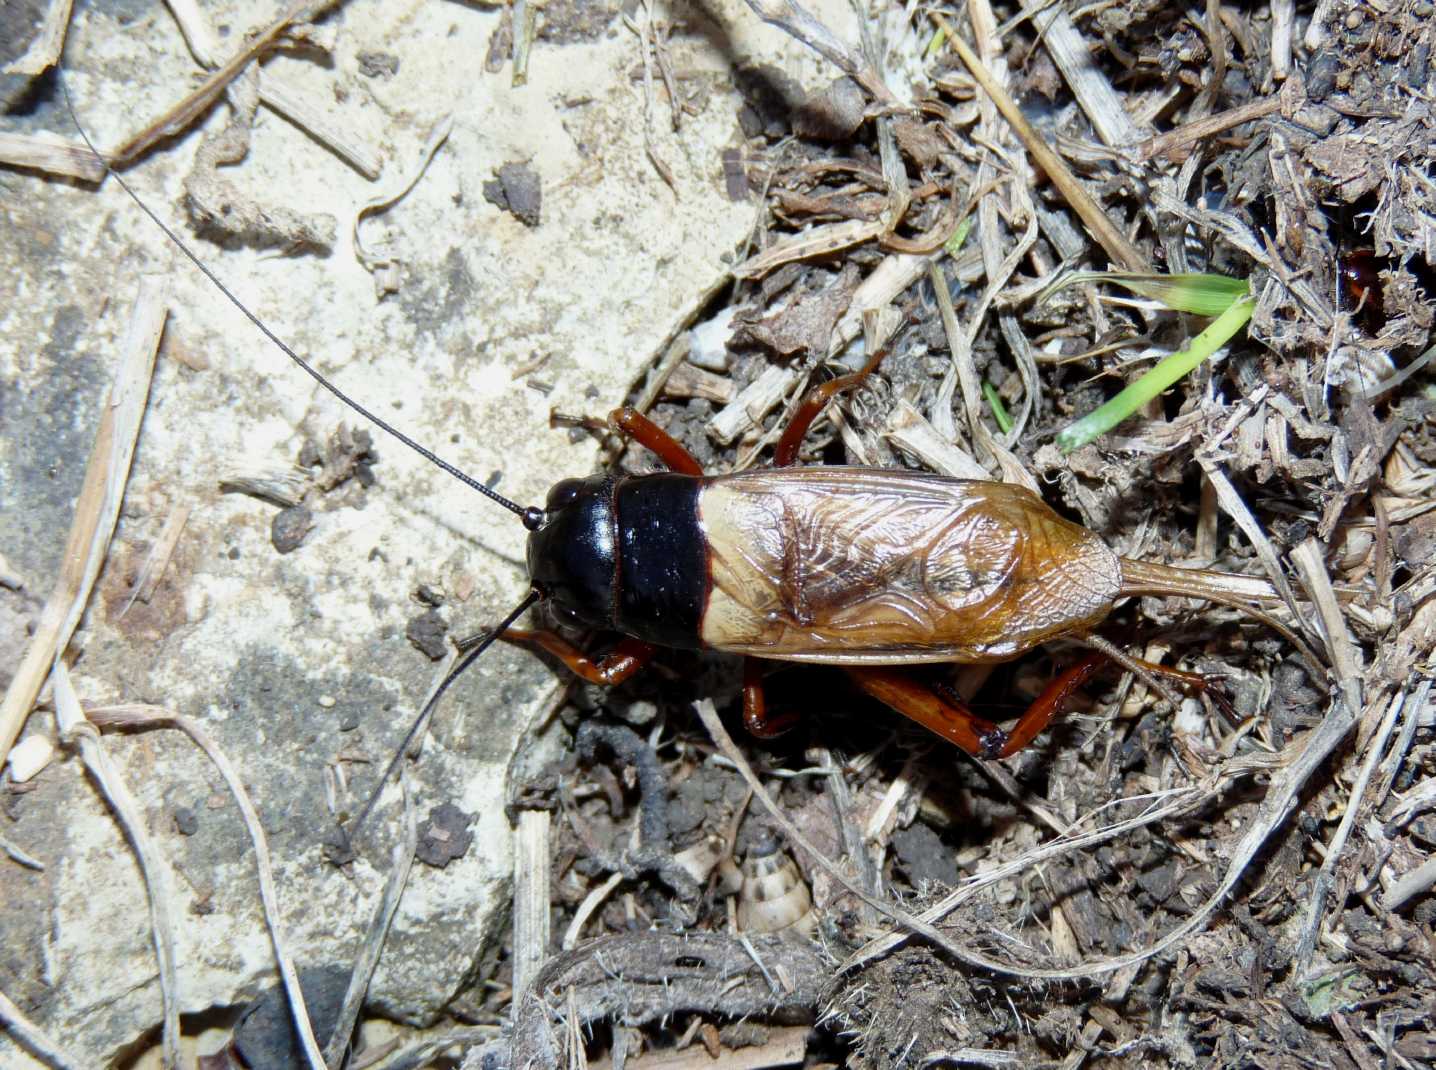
[345,589,540,846]
[58,73,543,529]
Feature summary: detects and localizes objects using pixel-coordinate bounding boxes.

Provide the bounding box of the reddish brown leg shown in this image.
[1116,653,1232,721]
[503,628,654,686]
[742,657,802,739]
[847,654,1108,759]
[1116,655,1207,691]
[774,345,889,467]
[608,406,703,476]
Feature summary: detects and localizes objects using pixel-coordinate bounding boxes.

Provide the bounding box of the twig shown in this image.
[109,1,333,165]
[1133,93,1287,163]
[85,703,325,1067]
[511,930,825,1067]
[51,664,182,1069]
[0,279,165,769]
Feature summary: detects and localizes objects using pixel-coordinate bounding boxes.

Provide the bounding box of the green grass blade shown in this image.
[1039,271,1249,316]
[983,382,1013,434]
[1056,294,1255,453]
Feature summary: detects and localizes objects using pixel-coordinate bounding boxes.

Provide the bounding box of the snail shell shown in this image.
[736,845,815,935]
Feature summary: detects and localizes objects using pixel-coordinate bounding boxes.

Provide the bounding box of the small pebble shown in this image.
[6,734,54,783]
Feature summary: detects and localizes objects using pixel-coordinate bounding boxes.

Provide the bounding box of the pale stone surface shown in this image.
[0,0,861,1063]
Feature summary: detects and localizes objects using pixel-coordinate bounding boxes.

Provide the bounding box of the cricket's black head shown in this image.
[526,476,616,628]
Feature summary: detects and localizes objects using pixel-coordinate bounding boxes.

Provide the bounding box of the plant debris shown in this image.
[4,0,1434,1067]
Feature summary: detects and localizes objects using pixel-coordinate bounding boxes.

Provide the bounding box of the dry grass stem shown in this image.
[51,664,182,1068]
[732,218,889,279]
[1295,688,1405,970]
[884,399,991,479]
[840,783,1209,977]
[1270,0,1295,78]
[1133,91,1288,163]
[352,115,454,293]
[512,0,537,86]
[118,504,190,618]
[258,75,384,179]
[84,702,326,1068]
[827,251,933,358]
[935,13,1146,273]
[0,986,82,1069]
[0,130,106,182]
[696,697,1264,983]
[164,0,224,65]
[324,778,419,1069]
[1,832,45,870]
[741,0,897,106]
[1290,538,1360,685]
[514,809,554,1002]
[708,365,801,445]
[1019,0,1144,146]
[1383,856,1436,914]
[1194,457,1313,638]
[0,278,165,766]
[357,1027,499,1070]
[623,1,679,196]
[108,0,330,165]
[563,872,626,951]
[927,260,1037,490]
[161,0,381,177]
